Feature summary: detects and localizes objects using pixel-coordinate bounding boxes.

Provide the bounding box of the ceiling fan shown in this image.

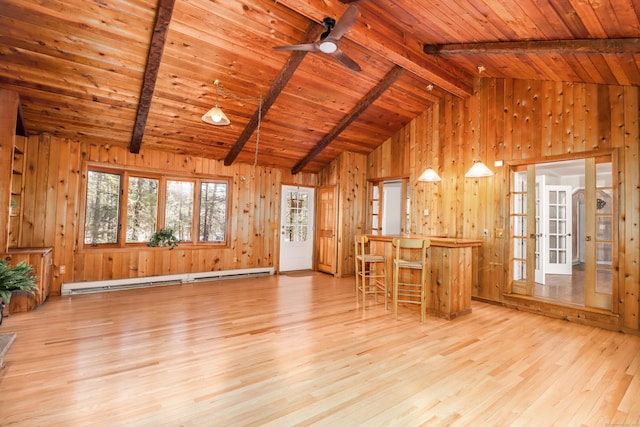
[273,5,362,72]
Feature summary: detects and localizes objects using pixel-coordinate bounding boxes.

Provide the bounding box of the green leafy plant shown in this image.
[0,260,38,306]
[148,228,180,250]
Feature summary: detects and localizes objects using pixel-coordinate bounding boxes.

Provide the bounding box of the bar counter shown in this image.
[366,235,482,320]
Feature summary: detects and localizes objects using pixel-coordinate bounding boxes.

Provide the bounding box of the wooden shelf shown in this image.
[2,89,23,252]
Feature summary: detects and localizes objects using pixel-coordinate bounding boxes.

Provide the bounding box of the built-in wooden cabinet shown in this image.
[1,89,21,253]
[1,89,52,314]
[3,248,53,314]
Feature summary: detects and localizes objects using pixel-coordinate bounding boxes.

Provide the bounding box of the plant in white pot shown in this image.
[0,260,38,326]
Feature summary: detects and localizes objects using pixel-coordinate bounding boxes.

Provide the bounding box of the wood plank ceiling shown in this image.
[0,0,638,173]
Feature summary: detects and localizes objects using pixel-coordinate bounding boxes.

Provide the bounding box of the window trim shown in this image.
[367,176,410,235]
[79,163,232,251]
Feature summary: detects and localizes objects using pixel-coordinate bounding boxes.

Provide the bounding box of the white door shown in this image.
[545,185,572,275]
[279,185,315,272]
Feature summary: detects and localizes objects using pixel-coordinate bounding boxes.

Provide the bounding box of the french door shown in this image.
[544,185,573,275]
[510,155,616,311]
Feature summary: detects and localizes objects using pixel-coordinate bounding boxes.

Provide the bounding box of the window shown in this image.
[85,170,121,245]
[166,180,194,242]
[282,190,309,242]
[83,168,229,248]
[126,176,159,243]
[199,182,227,243]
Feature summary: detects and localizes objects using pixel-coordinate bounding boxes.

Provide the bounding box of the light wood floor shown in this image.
[1,272,640,426]
[535,263,613,306]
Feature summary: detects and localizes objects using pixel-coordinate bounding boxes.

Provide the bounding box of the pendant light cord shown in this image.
[215,82,263,179]
[253,97,262,178]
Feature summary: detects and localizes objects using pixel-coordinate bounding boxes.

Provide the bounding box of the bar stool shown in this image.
[392,237,430,322]
[354,235,387,310]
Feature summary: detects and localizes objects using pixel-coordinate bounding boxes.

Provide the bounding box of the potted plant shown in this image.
[0,260,38,326]
[148,228,180,250]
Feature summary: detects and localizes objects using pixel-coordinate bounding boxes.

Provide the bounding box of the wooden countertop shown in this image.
[3,247,53,255]
[365,234,483,248]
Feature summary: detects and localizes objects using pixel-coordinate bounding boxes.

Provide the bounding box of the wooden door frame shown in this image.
[506,150,618,313]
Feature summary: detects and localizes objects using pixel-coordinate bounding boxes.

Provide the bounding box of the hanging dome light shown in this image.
[202,80,230,126]
[465,161,493,178]
[418,167,442,182]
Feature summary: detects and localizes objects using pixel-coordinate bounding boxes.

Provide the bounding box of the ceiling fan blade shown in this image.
[331,49,362,72]
[325,5,358,42]
[273,43,319,52]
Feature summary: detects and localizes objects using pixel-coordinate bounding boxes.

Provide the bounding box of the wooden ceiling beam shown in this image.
[223,22,324,166]
[292,65,405,174]
[273,0,473,97]
[129,0,175,154]
[424,38,640,55]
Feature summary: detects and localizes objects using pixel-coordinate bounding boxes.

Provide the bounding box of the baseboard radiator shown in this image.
[61,267,275,295]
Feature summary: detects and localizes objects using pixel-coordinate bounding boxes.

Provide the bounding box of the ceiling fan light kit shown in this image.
[272,5,361,72]
[319,41,338,54]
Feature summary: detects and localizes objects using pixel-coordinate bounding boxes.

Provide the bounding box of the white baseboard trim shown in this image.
[61,267,275,295]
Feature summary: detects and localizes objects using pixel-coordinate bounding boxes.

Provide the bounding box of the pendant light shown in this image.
[418,85,441,182]
[465,161,494,178]
[465,67,493,178]
[418,167,442,182]
[201,80,230,126]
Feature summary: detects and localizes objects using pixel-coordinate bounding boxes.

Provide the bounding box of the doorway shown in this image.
[279,185,315,272]
[510,156,615,311]
[368,178,410,235]
[382,180,402,235]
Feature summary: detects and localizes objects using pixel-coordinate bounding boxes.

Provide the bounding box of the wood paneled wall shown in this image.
[365,77,639,332]
[317,151,367,277]
[16,135,316,295]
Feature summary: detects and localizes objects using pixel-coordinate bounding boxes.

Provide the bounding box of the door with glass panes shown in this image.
[279,185,315,272]
[510,156,615,311]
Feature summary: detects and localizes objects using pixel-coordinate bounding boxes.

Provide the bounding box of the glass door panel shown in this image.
[586,161,613,310]
[370,183,381,235]
[510,168,534,295]
[545,185,572,275]
[535,177,546,284]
